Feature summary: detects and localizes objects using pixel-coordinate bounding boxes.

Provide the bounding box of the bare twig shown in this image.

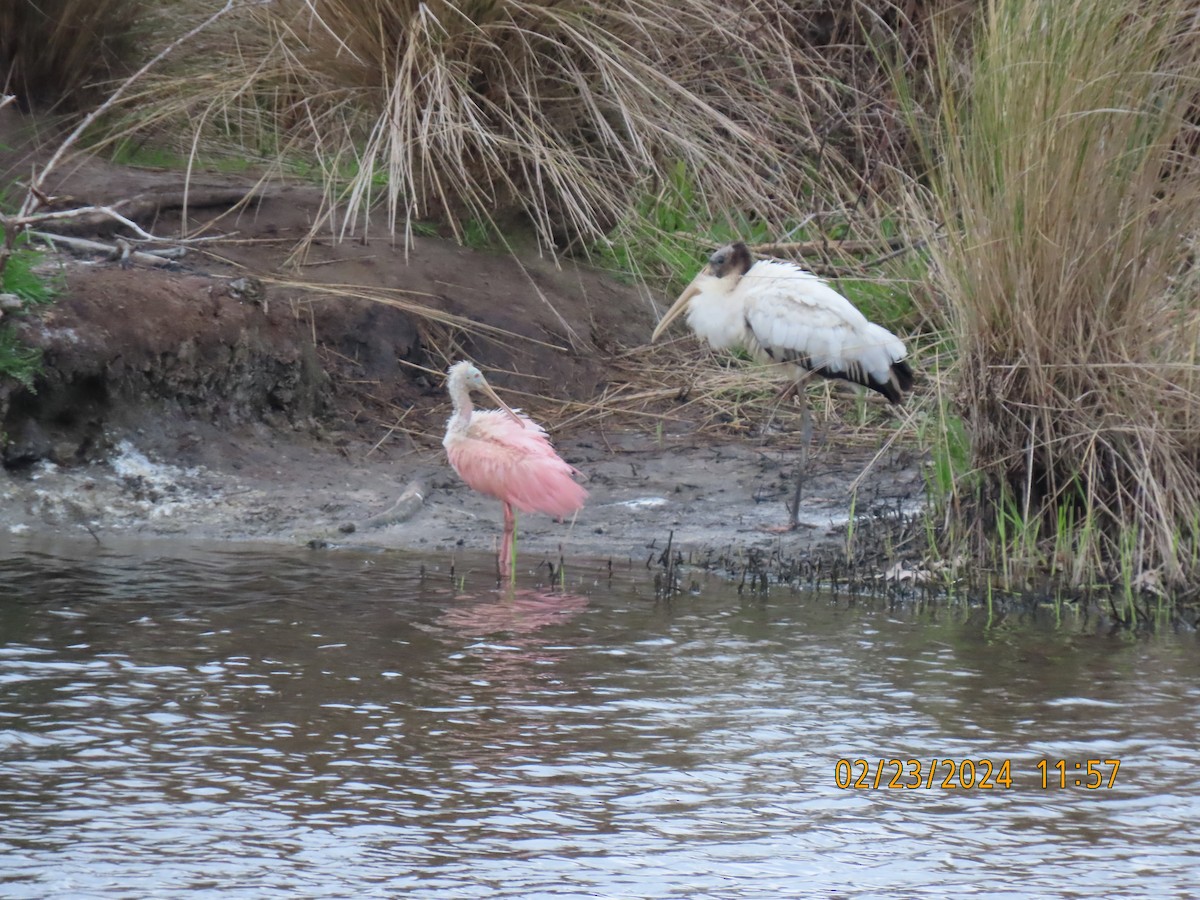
[29,231,186,267]
[20,206,171,242]
[753,237,911,256]
[753,234,938,279]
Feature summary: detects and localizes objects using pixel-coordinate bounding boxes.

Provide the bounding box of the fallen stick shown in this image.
[21,188,262,237]
[30,231,185,267]
[342,479,428,532]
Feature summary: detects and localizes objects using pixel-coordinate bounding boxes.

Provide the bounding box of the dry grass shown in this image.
[380,340,914,455]
[81,0,971,256]
[0,0,148,111]
[99,1,799,250]
[914,0,1200,593]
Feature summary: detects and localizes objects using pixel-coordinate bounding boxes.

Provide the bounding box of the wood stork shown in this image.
[650,241,913,529]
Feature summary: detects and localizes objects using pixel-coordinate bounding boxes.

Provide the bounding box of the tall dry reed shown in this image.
[0,0,147,111]
[916,0,1200,591]
[96,0,957,253]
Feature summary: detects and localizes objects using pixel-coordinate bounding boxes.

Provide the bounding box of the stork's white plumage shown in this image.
[651,241,914,530]
[651,242,913,402]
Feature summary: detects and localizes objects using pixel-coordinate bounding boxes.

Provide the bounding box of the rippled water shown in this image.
[2,538,1198,898]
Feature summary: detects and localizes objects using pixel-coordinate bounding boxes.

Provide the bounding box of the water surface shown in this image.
[2,538,1198,898]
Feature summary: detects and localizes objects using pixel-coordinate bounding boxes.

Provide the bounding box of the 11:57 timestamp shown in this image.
[1037,758,1120,789]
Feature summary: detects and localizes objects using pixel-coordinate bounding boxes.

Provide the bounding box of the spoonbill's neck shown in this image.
[446,367,477,424]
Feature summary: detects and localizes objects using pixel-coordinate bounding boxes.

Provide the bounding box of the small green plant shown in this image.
[3,242,61,305]
[920,391,971,506]
[107,139,259,175]
[0,326,41,390]
[0,237,59,387]
[461,217,500,252]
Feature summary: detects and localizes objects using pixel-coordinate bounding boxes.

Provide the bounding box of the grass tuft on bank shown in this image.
[913,0,1200,600]
[0,0,148,112]
[84,0,946,259]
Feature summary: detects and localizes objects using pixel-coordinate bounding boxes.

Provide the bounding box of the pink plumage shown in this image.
[443,361,587,577]
[446,409,587,516]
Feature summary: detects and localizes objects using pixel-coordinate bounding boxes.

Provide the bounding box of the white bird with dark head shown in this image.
[651,242,913,402]
[651,241,914,529]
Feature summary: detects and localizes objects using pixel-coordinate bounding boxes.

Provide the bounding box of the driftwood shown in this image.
[34,187,262,237]
[29,231,188,267]
[340,480,428,533]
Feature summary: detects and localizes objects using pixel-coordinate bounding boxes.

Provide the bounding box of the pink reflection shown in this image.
[437,588,589,637]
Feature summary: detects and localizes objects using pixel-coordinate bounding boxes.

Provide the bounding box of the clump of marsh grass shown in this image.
[109,0,834,253]
[0,0,149,111]
[914,0,1200,595]
[98,0,962,258]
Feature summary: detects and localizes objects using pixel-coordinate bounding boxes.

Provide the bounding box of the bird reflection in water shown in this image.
[437,587,589,638]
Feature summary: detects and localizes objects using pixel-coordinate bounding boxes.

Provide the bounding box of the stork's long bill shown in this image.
[650,273,706,344]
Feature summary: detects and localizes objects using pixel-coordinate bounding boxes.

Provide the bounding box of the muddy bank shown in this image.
[1,408,923,576]
[0,150,924,581]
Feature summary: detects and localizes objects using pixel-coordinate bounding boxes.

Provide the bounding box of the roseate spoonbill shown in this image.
[650,241,913,529]
[443,361,587,577]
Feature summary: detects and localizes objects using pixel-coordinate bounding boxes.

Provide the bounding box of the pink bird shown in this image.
[443,361,588,578]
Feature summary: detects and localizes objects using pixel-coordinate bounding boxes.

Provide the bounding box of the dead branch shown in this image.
[30,231,186,267]
[25,187,263,237]
[756,237,918,257]
[15,203,241,244]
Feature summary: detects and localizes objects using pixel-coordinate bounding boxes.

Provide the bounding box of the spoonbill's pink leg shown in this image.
[498,502,515,578]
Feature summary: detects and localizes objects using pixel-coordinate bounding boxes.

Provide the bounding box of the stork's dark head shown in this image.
[651,240,754,343]
[707,242,754,279]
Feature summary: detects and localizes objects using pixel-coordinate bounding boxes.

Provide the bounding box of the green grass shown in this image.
[593,161,772,292]
[0,326,42,390]
[107,139,258,175]
[596,159,922,308]
[3,243,61,305]
[0,239,59,388]
[0,0,150,111]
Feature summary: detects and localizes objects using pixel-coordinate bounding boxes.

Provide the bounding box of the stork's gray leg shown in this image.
[762,377,816,533]
[787,392,813,527]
